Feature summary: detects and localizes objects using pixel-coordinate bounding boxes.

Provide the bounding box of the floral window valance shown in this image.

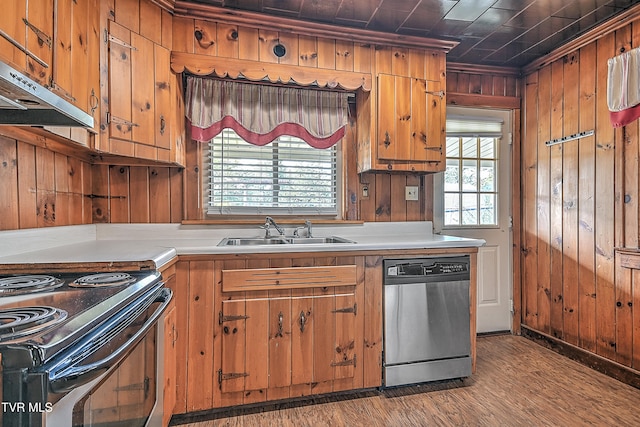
[186,77,349,149]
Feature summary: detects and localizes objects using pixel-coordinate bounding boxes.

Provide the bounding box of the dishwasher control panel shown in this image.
[384,256,470,281]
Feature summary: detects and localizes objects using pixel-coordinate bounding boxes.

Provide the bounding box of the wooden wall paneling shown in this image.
[468,74,482,94]
[92,164,109,223]
[335,40,354,71]
[594,31,617,361]
[406,174,421,221]
[456,73,470,93]
[186,260,215,411]
[258,29,279,64]
[549,60,565,340]
[536,66,552,335]
[184,141,203,220]
[375,46,392,75]
[172,17,195,53]
[562,51,580,346]
[390,175,406,222]
[277,32,299,66]
[446,71,458,93]
[391,47,409,77]
[54,154,70,226]
[480,75,493,95]
[298,35,318,68]
[577,42,597,353]
[193,19,217,56]
[344,102,359,221]
[82,161,92,224]
[506,76,519,97]
[161,9,173,49]
[114,0,140,34]
[353,43,372,74]
[237,26,259,61]
[492,76,506,97]
[375,174,391,221]
[522,73,539,329]
[172,261,190,414]
[67,156,85,225]
[511,108,522,333]
[409,49,426,79]
[358,173,374,222]
[35,147,56,227]
[169,167,184,222]
[108,166,129,223]
[316,37,336,69]
[128,167,150,222]
[0,137,19,230]
[363,255,382,388]
[139,0,162,45]
[149,167,171,222]
[216,23,239,58]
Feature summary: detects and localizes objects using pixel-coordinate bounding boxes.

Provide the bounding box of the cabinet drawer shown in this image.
[222,265,357,292]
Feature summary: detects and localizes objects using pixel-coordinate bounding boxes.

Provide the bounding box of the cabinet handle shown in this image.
[383,131,391,148]
[160,115,166,135]
[275,311,284,337]
[23,18,52,49]
[299,310,306,333]
[332,303,357,315]
[90,89,99,115]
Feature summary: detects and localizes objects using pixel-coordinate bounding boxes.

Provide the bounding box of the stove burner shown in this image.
[0,275,64,295]
[0,306,68,341]
[70,272,137,288]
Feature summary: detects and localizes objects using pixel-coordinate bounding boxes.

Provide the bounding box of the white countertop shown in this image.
[0,222,485,270]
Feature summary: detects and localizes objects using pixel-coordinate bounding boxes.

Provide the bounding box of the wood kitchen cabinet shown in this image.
[217,264,359,402]
[98,0,184,165]
[357,48,446,173]
[377,74,444,165]
[0,0,52,85]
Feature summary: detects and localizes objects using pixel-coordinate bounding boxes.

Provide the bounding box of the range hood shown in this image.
[0,61,94,128]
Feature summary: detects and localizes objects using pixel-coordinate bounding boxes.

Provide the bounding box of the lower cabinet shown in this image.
[169,255,389,415]
[217,263,360,404]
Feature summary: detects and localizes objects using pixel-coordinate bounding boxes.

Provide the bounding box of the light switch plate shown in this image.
[405,186,419,201]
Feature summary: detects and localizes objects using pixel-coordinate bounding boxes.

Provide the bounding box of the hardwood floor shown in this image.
[173,335,640,426]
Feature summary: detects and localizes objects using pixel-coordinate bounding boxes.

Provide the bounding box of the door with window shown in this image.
[434,107,512,333]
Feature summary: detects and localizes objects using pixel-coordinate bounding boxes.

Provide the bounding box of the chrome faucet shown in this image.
[294,220,313,238]
[261,216,285,238]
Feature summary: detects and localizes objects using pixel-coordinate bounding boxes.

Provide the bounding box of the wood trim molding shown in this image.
[171,52,373,91]
[521,326,640,389]
[447,93,521,109]
[447,62,521,77]
[150,0,175,13]
[173,1,458,52]
[523,3,640,73]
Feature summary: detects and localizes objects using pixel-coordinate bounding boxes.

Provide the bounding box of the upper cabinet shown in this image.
[358,47,446,173]
[97,0,184,165]
[0,0,101,145]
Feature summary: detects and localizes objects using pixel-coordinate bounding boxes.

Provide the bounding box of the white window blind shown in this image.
[207,128,339,215]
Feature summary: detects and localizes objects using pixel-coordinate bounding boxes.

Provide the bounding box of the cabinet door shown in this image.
[26,0,53,84]
[154,44,171,151]
[412,79,444,163]
[219,300,248,393]
[377,74,412,161]
[0,0,27,70]
[108,20,135,142]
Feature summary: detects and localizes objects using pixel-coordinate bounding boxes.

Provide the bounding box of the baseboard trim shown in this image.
[521,325,640,389]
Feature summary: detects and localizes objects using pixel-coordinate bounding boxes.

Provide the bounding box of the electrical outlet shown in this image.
[362,185,369,198]
[405,186,419,201]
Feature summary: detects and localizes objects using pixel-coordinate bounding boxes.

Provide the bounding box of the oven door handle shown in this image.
[49,287,173,393]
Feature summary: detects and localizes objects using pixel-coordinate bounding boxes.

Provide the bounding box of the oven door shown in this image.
[35,286,172,427]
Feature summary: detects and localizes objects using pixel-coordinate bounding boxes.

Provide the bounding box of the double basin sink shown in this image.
[218,236,355,246]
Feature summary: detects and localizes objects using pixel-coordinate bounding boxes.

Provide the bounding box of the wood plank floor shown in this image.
[174,335,640,426]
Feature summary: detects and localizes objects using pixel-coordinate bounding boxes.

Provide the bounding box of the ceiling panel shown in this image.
[187,0,640,68]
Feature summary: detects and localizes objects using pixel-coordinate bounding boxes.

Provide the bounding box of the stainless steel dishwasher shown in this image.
[383,256,471,387]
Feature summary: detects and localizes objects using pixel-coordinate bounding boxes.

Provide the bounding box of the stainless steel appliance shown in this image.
[0,270,172,427]
[383,256,471,387]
